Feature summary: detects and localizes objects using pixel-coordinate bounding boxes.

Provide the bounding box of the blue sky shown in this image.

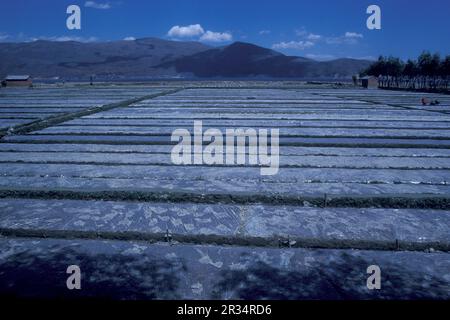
[0,0,449,60]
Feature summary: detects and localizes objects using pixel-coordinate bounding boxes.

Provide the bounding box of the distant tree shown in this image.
[385,56,404,76]
[417,51,441,76]
[362,51,448,91]
[402,59,418,77]
[431,53,441,76]
[363,55,403,77]
[362,55,385,76]
[439,55,450,77]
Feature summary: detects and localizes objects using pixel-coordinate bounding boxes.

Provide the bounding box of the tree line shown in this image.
[361,52,450,91]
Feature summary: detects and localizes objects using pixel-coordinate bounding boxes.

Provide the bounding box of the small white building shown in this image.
[3,75,32,87]
[360,76,378,89]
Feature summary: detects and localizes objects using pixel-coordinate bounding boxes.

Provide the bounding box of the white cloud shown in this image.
[272,40,314,50]
[200,30,232,42]
[326,32,364,45]
[346,55,376,61]
[167,24,232,42]
[306,33,322,41]
[325,37,342,44]
[0,32,30,42]
[295,28,307,37]
[167,24,205,38]
[0,33,9,41]
[124,36,136,41]
[305,53,336,61]
[294,29,322,41]
[32,36,99,43]
[345,32,363,38]
[293,28,363,46]
[305,53,375,61]
[259,30,271,35]
[0,33,99,43]
[85,1,111,9]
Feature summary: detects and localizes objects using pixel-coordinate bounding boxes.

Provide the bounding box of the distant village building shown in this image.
[3,75,32,87]
[360,75,378,89]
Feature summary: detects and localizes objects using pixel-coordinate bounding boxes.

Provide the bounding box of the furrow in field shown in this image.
[0,198,449,248]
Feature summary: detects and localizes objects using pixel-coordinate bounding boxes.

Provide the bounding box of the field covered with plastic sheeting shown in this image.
[0,83,449,299]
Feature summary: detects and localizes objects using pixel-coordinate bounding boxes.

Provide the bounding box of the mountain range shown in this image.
[0,38,371,80]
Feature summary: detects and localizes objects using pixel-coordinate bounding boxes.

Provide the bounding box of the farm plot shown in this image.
[313,89,450,113]
[0,85,170,134]
[1,238,449,299]
[3,87,450,198]
[0,85,449,299]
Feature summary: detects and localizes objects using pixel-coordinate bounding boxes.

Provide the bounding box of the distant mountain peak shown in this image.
[222,41,283,57]
[0,37,372,80]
